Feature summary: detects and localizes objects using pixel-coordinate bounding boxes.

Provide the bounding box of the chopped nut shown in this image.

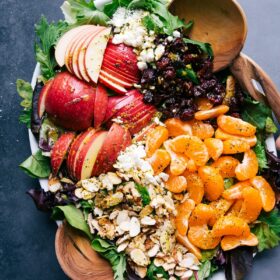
[163,262,176,271]
[48,177,62,193]
[82,189,95,200]
[130,249,149,266]
[74,188,83,199]
[81,178,100,192]
[104,192,124,208]
[107,172,122,185]
[181,270,193,278]
[109,210,119,220]
[117,210,130,225]
[141,216,156,226]
[130,217,141,237]
[117,241,129,252]
[147,244,160,257]
[134,266,147,279]
[60,177,74,184]
[139,205,153,218]
[116,234,130,245]
[153,257,165,267]
[119,220,131,232]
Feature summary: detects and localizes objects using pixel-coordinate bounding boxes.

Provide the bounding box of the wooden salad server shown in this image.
[55,222,113,279]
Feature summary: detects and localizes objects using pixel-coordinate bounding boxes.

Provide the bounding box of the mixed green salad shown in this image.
[17,1,280,280]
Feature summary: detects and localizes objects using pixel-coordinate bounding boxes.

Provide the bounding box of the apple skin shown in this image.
[66,128,95,179]
[73,130,108,180]
[99,42,140,92]
[45,72,96,131]
[91,123,131,176]
[37,79,54,119]
[94,84,109,128]
[104,95,129,122]
[51,132,76,175]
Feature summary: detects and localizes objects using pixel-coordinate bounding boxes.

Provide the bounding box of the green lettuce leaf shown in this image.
[147,262,169,279]
[19,150,51,178]
[266,117,278,134]
[17,79,33,128]
[35,16,69,81]
[61,0,110,25]
[252,209,280,252]
[52,205,92,240]
[183,38,214,59]
[224,178,234,190]
[190,260,218,280]
[253,135,268,170]
[177,65,199,84]
[92,237,126,280]
[242,95,273,131]
[103,0,132,17]
[135,183,151,206]
[129,0,193,35]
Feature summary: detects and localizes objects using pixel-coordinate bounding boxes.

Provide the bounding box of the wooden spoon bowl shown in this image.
[170,0,247,72]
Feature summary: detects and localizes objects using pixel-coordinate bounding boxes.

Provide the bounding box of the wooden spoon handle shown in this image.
[230,53,280,122]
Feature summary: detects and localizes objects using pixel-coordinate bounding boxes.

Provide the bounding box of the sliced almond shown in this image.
[130,249,149,266]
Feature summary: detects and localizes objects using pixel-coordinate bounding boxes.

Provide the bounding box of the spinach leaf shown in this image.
[135,183,151,206]
[253,135,268,170]
[266,117,278,134]
[129,0,193,35]
[17,79,33,128]
[143,14,164,33]
[104,0,132,17]
[19,150,51,178]
[147,262,169,280]
[177,66,199,84]
[92,237,126,280]
[190,260,218,280]
[61,0,110,25]
[184,38,214,59]
[201,247,218,261]
[225,247,253,280]
[252,209,280,252]
[52,205,92,240]
[35,16,69,81]
[241,95,273,131]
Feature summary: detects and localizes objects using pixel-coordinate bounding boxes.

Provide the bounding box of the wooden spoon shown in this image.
[55,222,113,280]
[169,0,247,72]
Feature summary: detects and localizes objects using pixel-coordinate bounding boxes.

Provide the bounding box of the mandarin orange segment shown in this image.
[235,149,258,181]
[238,187,262,223]
[221,233,258,251]
[212,216,250,237]
[188,225,221,250]
[250,176,276,212]
[148,149,171,175]
[165,175,188,193]
[176,233,202,260]
[175,199,196,235]
[164,140,189,175]
[184,172,204,204]
[189,204,216,226]
[222,181,251,200]
[205,138,223,160]
[145,126,169,157]
[198,166,224,201]
[194,105,229,121]
[164,118,192,137]
[185,158,197,172]
[209,199,234,226]
[212,156,240,178]
[227,200,243,217]
[191,121,215,139]
[215,128,257,147]
[217,115,256,137]
[223,139,250,154]
[170,135,209,167]
[196,97,214,111]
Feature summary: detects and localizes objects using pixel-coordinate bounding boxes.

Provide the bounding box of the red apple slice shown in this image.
[101,64,139,84]
[85,27,112,84]
[91,123,131,176]
[129,110,156,135]
[104,95,129,122]
[51,132,76,175]
[100,70,133,88]
[78,28,106,82]
[45,72,96,131]
[102,58,139,82]
[65,26,95,74]
[37,79,54,118]
[133,123,157,142]
[74,130,108,180]
[55,25,91,67]
[72,26,105,80]
[99,74,127,94]
[67,128,95,179]
[94,84,108,128]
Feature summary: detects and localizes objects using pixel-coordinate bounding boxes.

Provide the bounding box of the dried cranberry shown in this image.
[164,68,176,80]
[207,92,223,105]
[180,108,195,120]
[156,57,171,70]
[193,86,206,97]
[141,69,156,84]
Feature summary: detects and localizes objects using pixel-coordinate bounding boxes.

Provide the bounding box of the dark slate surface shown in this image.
[0,0,279,279]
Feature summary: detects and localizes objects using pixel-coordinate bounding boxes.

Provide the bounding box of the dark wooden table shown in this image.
[0,0,279,279]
